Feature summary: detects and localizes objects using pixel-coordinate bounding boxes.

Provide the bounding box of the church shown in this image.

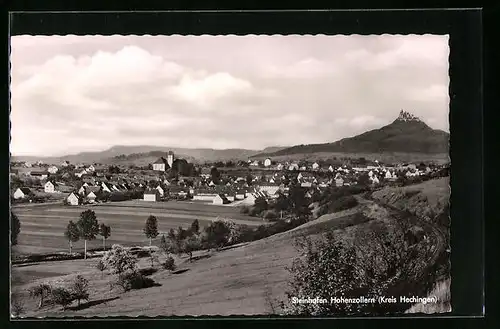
[152,151,174,172]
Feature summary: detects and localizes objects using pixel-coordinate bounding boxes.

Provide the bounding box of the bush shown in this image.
[96,259,106,272]
[162,256,176,271]
[263,210,278,221]
[115,271,157,292]
[101,245,138,274]
[328,195,359,213]
[51,287,74,310]
[240,206,250,214]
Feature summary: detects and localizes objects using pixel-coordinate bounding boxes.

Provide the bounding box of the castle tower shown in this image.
[167,151,174,168]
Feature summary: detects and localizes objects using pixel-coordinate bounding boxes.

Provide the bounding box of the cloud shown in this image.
[169,72,253,106]
[10,35,450,156]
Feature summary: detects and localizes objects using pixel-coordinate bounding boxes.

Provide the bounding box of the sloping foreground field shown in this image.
[13,207,370,317]
[12,201,264,255]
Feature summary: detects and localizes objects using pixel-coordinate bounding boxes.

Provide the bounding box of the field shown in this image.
[11,206,373,317]
[12,200,264,255]
[251,152,450,165]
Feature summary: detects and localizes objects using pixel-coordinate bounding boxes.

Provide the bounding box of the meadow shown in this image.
[12,200,264,256]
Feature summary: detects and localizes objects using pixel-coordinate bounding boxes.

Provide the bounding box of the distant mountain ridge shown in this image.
[11,145,291,165]
[252,110,449,159]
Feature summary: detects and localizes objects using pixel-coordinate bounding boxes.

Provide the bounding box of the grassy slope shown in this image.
[12,206,370,317]
[12,201,263,255]
[371,177,450,222]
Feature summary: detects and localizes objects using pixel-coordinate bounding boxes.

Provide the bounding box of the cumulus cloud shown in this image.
[10,35,450,156]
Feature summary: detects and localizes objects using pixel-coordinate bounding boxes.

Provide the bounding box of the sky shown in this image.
[10,34,450,157]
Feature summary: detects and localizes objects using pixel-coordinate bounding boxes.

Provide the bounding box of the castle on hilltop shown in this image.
[397,109,421,122]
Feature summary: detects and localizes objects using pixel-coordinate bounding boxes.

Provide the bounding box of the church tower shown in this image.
[167,151,174,168]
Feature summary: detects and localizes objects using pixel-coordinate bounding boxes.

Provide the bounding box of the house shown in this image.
[264,158,272,167]
[101,182,112,193]
[87,165,96,172]
[30,170,48,180]
[335,177,344,187]
[66,192,81,206]
[78,185,87,196]
[226,192,236,202]
[156,185,165,197]
[13,187,33,200]
[44,181,58,193]
[288,163,299,171]
[370,175,380,184]
[152,157,170,172]
[213,194,230,205]
[86,191,98,203]
[328,165,334,172]
[61,161,70,167]
[193,192,218,202]
[301,182,313,188]
[277,163,284,171]
[385,171,397,180]
[143,189,160,202]
[75,170,88,178]
[235,189,246,200]
[24,162,32,168]
[312,162,320,170]
[47,166,59,174]
[258,183,280,195]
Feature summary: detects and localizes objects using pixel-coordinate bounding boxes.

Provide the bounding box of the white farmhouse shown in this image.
[143,189,160,202]
[13,187,32,200]
[44,181,58,193]
[86,191,98,203]
[328,165,334,172]
[312,162,320,170]
[264,158,272,167]
[66,192,81,206]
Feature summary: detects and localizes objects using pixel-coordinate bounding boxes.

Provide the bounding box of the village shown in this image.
[10,151,450,208]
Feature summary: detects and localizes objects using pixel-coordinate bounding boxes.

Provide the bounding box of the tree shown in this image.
[190,219,200,235]
[99,223,111,251]
[246,174,253,186]
[281,233,367,316]
[77,210,100,259]
[11,212,21,246]
[210,167,221,184]
[143,215,159,246]
[204,220,231,250]
[28,283,52,308]
[64,220,80,254]
[182,234,202,261]
[70,275,89,307]
[101,244,138,274]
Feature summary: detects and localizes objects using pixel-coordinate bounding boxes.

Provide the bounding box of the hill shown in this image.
[11,145,290,165]
[251,110,449,162]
